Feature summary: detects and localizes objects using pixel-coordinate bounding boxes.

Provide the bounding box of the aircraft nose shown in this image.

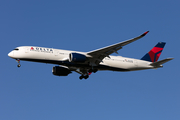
[8,51,14,58]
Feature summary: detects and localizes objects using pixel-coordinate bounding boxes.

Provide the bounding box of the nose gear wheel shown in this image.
[16,59,21,67]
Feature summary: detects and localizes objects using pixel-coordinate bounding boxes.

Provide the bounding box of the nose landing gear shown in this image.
[16,59,21,67]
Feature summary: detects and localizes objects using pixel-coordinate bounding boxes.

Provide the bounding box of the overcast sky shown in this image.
[1,0,179,120]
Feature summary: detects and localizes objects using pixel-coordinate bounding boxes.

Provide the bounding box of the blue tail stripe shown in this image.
[141,53,151,62]
[155,42,166,48]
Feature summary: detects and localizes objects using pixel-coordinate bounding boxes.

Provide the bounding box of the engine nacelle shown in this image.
[52,66,72,76]
[69,53,87,63]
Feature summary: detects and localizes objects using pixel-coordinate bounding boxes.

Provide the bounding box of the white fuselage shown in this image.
[8,46,153,71]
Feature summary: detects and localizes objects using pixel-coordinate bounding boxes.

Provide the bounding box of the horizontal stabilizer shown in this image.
[150,58,174,67]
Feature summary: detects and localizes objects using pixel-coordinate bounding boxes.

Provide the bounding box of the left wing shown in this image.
[87,31,149,65]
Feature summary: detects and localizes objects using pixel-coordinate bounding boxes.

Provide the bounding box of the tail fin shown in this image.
[141,42,166,62]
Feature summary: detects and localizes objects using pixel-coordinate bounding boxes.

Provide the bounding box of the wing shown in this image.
[87,31,149,65]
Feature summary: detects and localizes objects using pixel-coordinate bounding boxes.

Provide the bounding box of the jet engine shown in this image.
[52,66,72,76]
[69,53,87,63]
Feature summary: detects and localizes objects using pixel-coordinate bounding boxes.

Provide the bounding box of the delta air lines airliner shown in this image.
[8,31,173,79]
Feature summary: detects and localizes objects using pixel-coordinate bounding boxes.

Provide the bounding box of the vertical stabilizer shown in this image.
[141,42,166,62]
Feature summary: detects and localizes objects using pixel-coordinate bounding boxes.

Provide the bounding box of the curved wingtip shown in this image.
[141,31,149,36]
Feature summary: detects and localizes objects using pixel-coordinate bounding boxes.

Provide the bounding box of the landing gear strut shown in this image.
[89,69,98,73]
[77,68,98,80]
[16,59,21,67]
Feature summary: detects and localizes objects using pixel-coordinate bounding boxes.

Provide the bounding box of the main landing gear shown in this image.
[16,59,21,67]
[79,75,89,80]
[78,69,98,80]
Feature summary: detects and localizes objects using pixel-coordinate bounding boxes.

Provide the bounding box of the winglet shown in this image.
[141,31,149,37]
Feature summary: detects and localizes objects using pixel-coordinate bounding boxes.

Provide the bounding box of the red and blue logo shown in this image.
[141,42,166,62]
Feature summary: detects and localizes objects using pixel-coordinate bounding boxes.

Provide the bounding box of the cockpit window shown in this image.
[14,48,19,51]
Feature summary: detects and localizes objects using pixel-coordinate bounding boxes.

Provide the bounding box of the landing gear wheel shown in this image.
[17,64,21,67]
[16,59,21,68]
[79,76,83,80]
[84,75,89,79]
[79,75,89,80]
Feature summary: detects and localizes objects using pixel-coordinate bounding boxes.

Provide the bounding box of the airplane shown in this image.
[8,31,173,79]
